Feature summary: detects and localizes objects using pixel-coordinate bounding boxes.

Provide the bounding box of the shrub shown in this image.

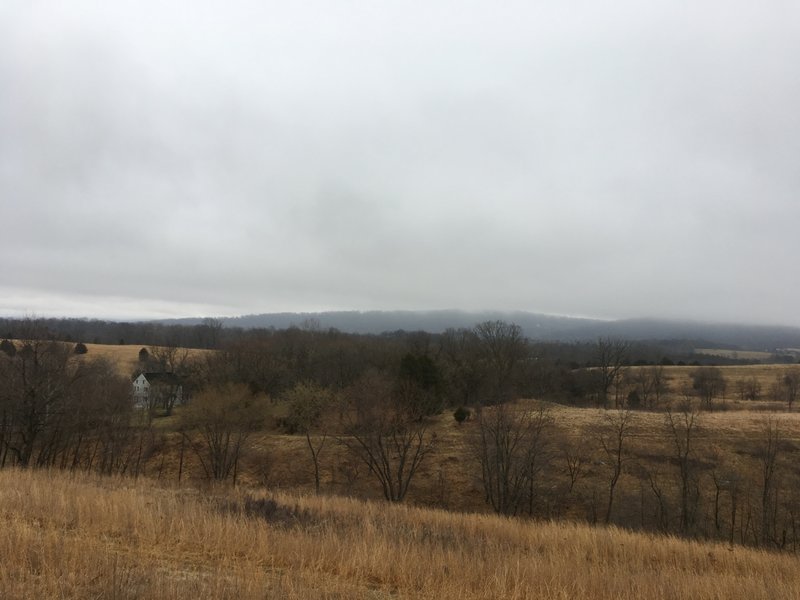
[453,406,471,424]
[0,339,16,357]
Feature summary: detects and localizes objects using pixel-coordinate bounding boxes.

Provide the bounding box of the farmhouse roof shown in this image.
[140,372,185,385]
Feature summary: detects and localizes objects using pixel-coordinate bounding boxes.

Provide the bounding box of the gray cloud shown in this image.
[2,1,800,324]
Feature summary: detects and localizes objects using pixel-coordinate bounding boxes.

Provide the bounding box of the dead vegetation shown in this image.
[1,468,799,599]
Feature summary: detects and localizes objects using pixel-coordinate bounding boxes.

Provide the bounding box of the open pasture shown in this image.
[77,343,214,377]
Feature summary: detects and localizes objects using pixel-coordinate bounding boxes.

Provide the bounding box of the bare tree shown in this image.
[711,468,742,546]
[473,321,527,405]
[599,407,634,523]
[626,365,669,409]
[562,437,591,493]
[339,372,434,502]
[650,365,670,407]
[284,381,335,494]
[734,376,761,402]
[665,402,701,533]
[646,468,671,532]
[690,367,726,410]
[474,402,553,516]
[628,368,655,409]
[781,369,800,409]
[148,344,190,374]
[757,418,782,546]
[595,338,630,408]
[147,344,194,415]
[181,383,265,482]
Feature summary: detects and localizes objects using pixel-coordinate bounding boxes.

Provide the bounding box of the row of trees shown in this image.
[0,317,226,349]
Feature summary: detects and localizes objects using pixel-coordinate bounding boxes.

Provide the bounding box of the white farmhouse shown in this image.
[132,372,185,410]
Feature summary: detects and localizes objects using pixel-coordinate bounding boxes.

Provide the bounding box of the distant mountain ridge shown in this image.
[158,310,800,351]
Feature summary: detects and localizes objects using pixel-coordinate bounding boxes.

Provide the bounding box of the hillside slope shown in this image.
[1,469,798,599]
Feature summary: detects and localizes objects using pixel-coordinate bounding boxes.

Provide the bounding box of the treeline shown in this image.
[0,316,778,365]
[0,317,228,349]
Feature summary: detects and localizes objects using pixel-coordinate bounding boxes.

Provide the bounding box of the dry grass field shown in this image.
[623,364,800,411]
[75,343,214,377]
[2,468,799,600]
[7,340,214,377]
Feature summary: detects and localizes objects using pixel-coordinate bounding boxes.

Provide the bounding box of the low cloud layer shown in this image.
[2,1,799,324]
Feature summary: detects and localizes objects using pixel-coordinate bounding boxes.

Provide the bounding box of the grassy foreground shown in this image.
[1,470,799,599]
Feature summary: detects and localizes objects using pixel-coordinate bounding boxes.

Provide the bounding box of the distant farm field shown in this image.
[694,348,776,360]
[76,343,214,377]
[634,363,800,405]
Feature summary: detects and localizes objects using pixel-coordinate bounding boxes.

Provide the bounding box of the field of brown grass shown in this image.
[76,343,214,377]
[2,468,799,599]
[627,364,800,407]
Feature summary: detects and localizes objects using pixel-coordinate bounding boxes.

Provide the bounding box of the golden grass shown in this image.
[8,340,214,377]
[543,402,800,437]
[75,343,214,377]
[74,343,146,375]
[1,468,799,599]
[626,364,800,407]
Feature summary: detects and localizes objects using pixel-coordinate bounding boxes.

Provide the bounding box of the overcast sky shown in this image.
[1,1,799,325]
